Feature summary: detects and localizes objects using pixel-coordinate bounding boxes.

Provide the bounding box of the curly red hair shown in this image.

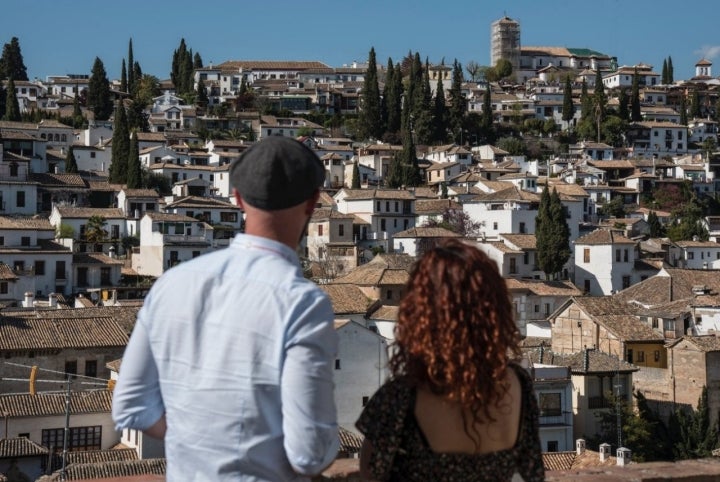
[390,239,521,440]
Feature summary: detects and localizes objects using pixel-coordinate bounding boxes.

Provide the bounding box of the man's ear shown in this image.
[233,189,244,208]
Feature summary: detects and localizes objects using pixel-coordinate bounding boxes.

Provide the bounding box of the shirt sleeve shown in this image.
[111,312,165,432]
[281,288,340,475]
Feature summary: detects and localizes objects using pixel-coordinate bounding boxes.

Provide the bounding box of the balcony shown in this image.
[162,234,207,243]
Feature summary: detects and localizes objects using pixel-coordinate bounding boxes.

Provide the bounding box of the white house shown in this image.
[532,363,574,453]
[675,240,720,269]
[333,320,389,435]
[573,229,637,295]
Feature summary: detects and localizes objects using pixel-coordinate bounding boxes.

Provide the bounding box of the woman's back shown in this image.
[414,366,522,455]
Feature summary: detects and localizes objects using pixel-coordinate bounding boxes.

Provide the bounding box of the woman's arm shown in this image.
[359,438,378,481]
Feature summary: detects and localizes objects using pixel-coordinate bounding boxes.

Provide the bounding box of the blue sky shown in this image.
[5,0,719,83]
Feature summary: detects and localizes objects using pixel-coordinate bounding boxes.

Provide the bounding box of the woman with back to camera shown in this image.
[356,239,544,481]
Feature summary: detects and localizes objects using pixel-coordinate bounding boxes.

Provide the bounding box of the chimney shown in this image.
[108,245,116,259]
[583,347,590,372]
[599,443,611,462]
[23,291,35,308]
[48,293,57,308]
[576,438,586,455]
[616,447,631,466]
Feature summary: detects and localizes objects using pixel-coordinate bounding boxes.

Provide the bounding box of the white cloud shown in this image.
[694,45,720,60]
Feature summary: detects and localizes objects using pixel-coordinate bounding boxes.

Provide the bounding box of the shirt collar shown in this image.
[232,233,299,265]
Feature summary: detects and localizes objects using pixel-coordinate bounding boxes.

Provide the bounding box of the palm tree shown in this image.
[85,215,108,252]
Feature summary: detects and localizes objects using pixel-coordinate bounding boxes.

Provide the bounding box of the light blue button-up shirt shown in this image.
[112,234,339,481]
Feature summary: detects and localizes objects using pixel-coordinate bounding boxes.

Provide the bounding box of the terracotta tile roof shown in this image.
[676,240,720,248]
[63,448,138,465]
[165,196,239,210]
[122,188,159,198]
[310,208,355,221]
[29,173,88,188]
[570,449,618,468]
[0,390,113,417]
[547,182,589,197]
[500,233,537,250]
[106,358,122,373]
[72,253,125,265]
[0,215,54,230]
[145,212,197,222]
[320,284,374,314]
[339,427,363,454]
[56,207,125,219]
[673,335,720,352]
[615,268,720,306]
[575,228,636,245]
[543,451,576,471]
[339,188,415,200]
[393,227,460,238]
[87,181,121,192]
[505,279,583,297]
[471,186,540,203]
[217,60,330,70]
[487,241,521,254]
[333,253,415,286]
[526,347,638,373]
[0,262,19,280]
[368,305,398,321]
[0,310,130,350]
[569,296,662,342]
[0,437,48,457]
[39,458,166,481]
[415,199,461,214]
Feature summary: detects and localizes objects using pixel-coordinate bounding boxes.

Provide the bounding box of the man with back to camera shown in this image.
[112,136,339,481]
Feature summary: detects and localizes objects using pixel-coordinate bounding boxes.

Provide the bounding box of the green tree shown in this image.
[65,145,78,173]
[630,67,642,122]
[56,223,74,239]
[0,37,28,81]
[432,73,447,143]
[661,58,668,85]
[617,88,629,122]
[87,57,113,120]
[85,215,108,243]
[193,52,203,69]
[600,195,626,218]
[536,187,570,279]
[196,77,209,106]
[668,56,674,84]
[580,79,592,121]
[423,208,482,236]
[71,88,85,128]
[171,38,195,95]
[357,47,383,141]
[496,136,526,155]
[448,59,466,144]
[494,58,513,80]
[351,160,361,188]
[647,211,665,237]
[127,38,135,94]
[690,89,701,119]
[110,101,130,183]
[562,76,575,126]
[386,153,404,188]
[679,94,688,126]
[401,122,422,187]
[0,82,5,119]
[672,387,719,459]
[480,83,495,143]
[667,194,709,241]
[3,77,21,121]
[120,59,128,93]
[382,59,402,140]
[126,130,142,189]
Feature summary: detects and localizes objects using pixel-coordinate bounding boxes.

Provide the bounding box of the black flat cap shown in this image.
[230,136,325,210]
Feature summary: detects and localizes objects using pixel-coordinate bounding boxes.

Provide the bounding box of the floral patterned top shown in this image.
[356,363,545,481]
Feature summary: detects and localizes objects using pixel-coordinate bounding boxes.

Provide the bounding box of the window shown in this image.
[380,219,386,231]
[338,224,344,236]
[90,152,96,158]
[395,201,399,213]
[65,361,77,377]
[622,276,631,289]
[42,426,102,452]
[385,201,390,211]
[386,289,393,300]
[335,359,341,370]
[624,249,629,262]
[317,225,323,236]
[85,360,97,377]
[534,304,540,313]
[519,222,526,234]
[637,351,645,362]
[539,393,562,417]
[100,267,111,285]
[493,222,498,230]
[547,441,559,452]
[220,212,237,223]
[584,248,590,263]
[376,201,381,211]
[0,282,7,294]
[584,279,591,292]
[688,252,695,260]
[21,236,30,246]
[16,191,25,208]
[35,261,45,275]
[524,252,529,265]
[362,396,369,406]
[654,350,660,362]
[626,349,633,363]
[615,249,621,262]
[55,261,66,280]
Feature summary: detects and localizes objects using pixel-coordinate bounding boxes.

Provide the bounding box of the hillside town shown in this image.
[2,14,720,481]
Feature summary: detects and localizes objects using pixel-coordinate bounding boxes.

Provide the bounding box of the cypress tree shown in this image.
[132,61,143,96]
[3,78,21,121]
[593,68,606,123]
[65,145,78,173]
[88,57,113,121]
[647,211,665,237]
[402,122,421,187]
[562,76,575,125]
[432,69,447,143]
[182,49,194,95]
[110,101,130,184]
[357,47,383,141]
[0,37,28,81]
[448,59,466,144]
[580,79,592,121]
[631,68,642,122]
[193,52,203,69]
[661,59,668,85]
[411,58,433,145]
[120,59,128,93]
[127,39,135,94]
[0,82,5,119]
[126,130,142,189]
[196,78,208,106]
[668,56,674,84]
[618,88,629,121]
[171,39,188,93]
[383,60,403,138]
[72,91,84,127]
[680,94,688,126]
[481,83,494,143]
[386,153,404,188]
[351,160,361,188]
[536,187,570,279]
[690,89,701,119]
